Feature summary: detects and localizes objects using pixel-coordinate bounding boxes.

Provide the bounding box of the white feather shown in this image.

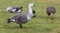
[12,9,16,12]
[10,19,15,22]
[17,10,21,12]
[6,7,12,12]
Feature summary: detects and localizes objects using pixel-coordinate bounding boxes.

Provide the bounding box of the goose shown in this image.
[46,6,56,19]
[6,6,23,13]
[7,3,35,28]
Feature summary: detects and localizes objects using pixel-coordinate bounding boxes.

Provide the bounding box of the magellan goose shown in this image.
[46,6,56,19]
[7,3,35,28]
[6,6,23,13]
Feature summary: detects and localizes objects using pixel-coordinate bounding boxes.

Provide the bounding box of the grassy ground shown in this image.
[0,0,60,33]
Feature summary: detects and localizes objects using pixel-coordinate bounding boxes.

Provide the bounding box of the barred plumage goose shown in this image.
[6,6,23,13]
[46,6,56,19]
[7,3,35,28]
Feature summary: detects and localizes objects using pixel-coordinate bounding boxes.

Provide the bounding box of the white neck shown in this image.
[27,6,34,20]
[28,6,33,14]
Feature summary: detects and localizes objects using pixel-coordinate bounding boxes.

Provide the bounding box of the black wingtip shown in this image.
[7,19,11,23]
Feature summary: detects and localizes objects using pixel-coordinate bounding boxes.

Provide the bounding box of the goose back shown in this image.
[15,13,29,24]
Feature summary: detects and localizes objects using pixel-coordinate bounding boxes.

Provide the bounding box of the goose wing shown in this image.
[16,13,28,23]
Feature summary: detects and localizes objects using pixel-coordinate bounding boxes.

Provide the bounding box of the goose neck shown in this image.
[28,6,33,14]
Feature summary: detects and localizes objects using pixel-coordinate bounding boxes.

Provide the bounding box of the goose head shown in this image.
[29,3,35,7]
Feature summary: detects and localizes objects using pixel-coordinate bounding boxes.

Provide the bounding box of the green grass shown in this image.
[0,0,60,33]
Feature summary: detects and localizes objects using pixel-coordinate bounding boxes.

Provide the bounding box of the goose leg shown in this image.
[19,24,22,28]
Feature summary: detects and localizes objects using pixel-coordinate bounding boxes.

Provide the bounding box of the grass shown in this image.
[0,0,60,33]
